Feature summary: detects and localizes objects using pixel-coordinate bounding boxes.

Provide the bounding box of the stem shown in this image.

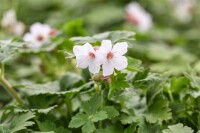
[96,84,104,129]
[0,111,3,133]
[65,96,72,117]
[168,89,174,102]
[1,126,4,133]
[0,77,24,105]
[1,64,4,77]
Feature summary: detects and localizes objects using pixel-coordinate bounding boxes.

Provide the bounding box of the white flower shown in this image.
[14,22,25,36]
[97,40,128,76]
[23,23,56,49]
[73,43,102,74]
[1,9,17,28]
[170,0,195,23]
[125,2,152,33]
[1,9,25,36]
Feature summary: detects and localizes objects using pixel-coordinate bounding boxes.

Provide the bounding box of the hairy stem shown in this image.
[0,77,24,105]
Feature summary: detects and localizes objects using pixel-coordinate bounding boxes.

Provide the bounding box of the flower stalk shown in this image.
[0,64,24,105]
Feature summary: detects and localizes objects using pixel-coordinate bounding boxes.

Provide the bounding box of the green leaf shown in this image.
[56,127,71,133]
[81,121,95,133]
[91,111,108,122]
[59,72,84,91]
[96,125,124,133]
[111,72,130,91]
[162,123,194,133]
[127,57,143,72]
[37,120,71,133]
[58,50,75,59]
[70,31,135,45]
[9,112,35,133]
[145,97,172,123]
[31,131,55,133]
[145,80,162,107]
[0,40,24,63]
[13,105,58,114]
[185,73,200,90]
[69,113,88,128]
[135,73,161,89]
[82,94,100,115]
[37,120,56,132]
[18,81,79,96]
[63,19,86,37]
[124,123,137,133]
[169,76,189,93]
[138,120,161,133]
[102,106,119,119]
[0,124,10,133]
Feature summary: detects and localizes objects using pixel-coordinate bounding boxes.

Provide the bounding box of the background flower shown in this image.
[23,23,54,49]
[125,2,153,33]
[1,9,25,36]
[170,0,196,23]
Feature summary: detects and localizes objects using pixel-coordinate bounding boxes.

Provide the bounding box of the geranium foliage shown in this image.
[0,0,200,133]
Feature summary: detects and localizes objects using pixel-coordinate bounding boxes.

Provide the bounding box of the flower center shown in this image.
[89,52,95,59]
[107,51,113,60]
[36,35,44,41]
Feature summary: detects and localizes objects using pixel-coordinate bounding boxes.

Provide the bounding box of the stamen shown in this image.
[107,51,113,60]
[36,35,43,41]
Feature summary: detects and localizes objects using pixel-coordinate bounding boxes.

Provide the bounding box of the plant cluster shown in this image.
[0,0,200,133]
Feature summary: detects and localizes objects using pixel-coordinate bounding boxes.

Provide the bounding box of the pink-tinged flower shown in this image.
[170,0,195,23]
[23,23,57,49]
[14,22,25,36]
[125,2,152,33]
[1,9,25,36]
[1,9,16,28]
[73,43,102,74]
[97,40,128,76]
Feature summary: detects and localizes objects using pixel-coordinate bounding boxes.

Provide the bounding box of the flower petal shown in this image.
[73,45,88,56]
[89,60,100,74]
[23,33,34,42]
[84,43,95,53]
[76,56,90,68]
[102,61,114,76]
[99,40,112,54]
[95,50,106,64]
[30,23,43,34]
[111,56,128,70]
[30,22,51,36]
[112,42,128,56]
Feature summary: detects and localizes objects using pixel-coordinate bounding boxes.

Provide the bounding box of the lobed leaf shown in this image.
[91,111,108,122]
[70,31,135,45]
[102,106,119,119]
[162,123,194,133]
[68,113,88,128]
[81,121,95,133]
